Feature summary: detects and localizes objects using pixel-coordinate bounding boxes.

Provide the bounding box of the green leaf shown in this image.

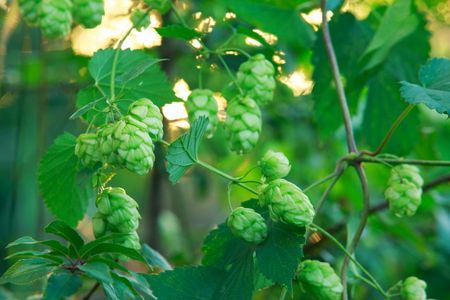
[45,220,85,250]
[202,223,254,267]
[156,24,203,40]
[312,13,373,138]
[43,271,82,300]
[80,233,134,258]
[87,257,130,274]
[146,266,225,300]
[400,58,450,115]
[38,133,94,227]
[110,273,138,299]
[166,116,209,184]
[142,244,172,271]
[5,251,64,264]
[7,236,69,257]
[79,261,112,284]
[0,258,57,285]
[360,0,419,72]
[256,223,305,285]
[225,0,315,48]
[360,9,429,155]
[83,243,146,262]
[76,49,176,125]
[236,26,272,49]
[212,251,254,300]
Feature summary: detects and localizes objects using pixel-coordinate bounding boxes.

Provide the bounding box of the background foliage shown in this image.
[0,0,449,299]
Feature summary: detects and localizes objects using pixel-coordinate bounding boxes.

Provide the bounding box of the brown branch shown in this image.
[83,282,100,300]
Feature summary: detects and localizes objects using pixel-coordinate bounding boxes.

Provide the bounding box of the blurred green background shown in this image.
[0,0,449,299]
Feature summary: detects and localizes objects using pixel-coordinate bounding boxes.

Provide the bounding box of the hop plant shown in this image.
[388,164,423,188]
[19,0,41,26]
[144,0,171,14]
[128,98,164,141]
[385,164,423,217]
[185,89,219,138]
[72,0,104,29]
[259,150,291,181]
[227,207,267,244]
[38,0,72,39]
[130,9,151,30]
[74,133,101,167]
[225,96,262,154]
[237,54,276,105]
[260,179,315,227]
[298,260,343,300]
[401,277,427,300]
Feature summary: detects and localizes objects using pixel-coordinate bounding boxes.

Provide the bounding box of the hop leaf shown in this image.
[74,133,101,167]
[401,277,427,300]
[72,0,104,28]
[19,0,41,26]
[225,96,262,155]
[260,179,315,227]
[237,54,276,105]
[227,207,268,244]
[259,150,291,181]
[298,260,343,300]
[185,89,219,138]
[38,0,72,39]
[128,98,164,141]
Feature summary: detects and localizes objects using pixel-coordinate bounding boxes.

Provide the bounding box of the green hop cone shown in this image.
[401,277,427,300]
[237,54,276,105]
[298,260,343,300]
[385,181,422,217]
[144,0,171,14]
[72,0,104,29]
[388,164,423,188]
[19,0,41,26]
[92,212,107,238]
[98,122,121,164]
[260,179,315,227]
[185,89,219,138]
[259,150,291,181]
[227,207,267,244]
[225,96,262,155]
[120,231,141,250]
[38,0,72,39]
[115,116,155,174]
[75,133,101,167]
[128,98,164,141]
[97,187,140,233]
[130,9,151,30]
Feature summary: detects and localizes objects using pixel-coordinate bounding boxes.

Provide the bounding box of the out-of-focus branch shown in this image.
[0,0,20,92]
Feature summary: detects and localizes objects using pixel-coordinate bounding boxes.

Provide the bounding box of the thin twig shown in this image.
[320,0,357,153]
[349,156,450,167]
[340,165,370,300]
[83,282,100,300]
[362,104,415,157]
[314,167,345,214]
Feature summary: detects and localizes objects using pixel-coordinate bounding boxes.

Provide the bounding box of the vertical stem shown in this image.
[320,1,357,153]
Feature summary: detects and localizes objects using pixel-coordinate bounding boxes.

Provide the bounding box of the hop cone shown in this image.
[385,181,422,217]
[120,231,141,250]
[227,207,267,244]
[259,150,291,181]
[128,98,164,141]
[298,260,343,300]
[388,164,423,188]
[237,54,276,105]
[75,133,101,167]
[96,187,140,233]
[185,89,219,138]
[225,96,262,155]
[97,122,121,164]
[19,0,41,26]
[260,179,315,227]
[401,277,427,300]
[144,0,171,14]
[38,0,72,39]
[72,0,104,28]
[115,116,155,174]
[385,164,423,218]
